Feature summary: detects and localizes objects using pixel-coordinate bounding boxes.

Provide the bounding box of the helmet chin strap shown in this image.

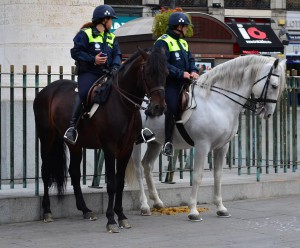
[100,22,108,32]
[175,27,185,38]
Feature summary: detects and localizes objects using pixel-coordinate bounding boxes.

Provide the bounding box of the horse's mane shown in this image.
[119,47,167,75]
[197,55,285,97]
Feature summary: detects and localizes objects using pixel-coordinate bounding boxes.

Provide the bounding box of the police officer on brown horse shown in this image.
[64,4,121,144]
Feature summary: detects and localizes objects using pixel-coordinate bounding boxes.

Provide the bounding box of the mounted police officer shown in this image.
[154,12,199,156]
[64,4,122,145]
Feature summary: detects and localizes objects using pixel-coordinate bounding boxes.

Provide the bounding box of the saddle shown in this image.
[177,82,197,123]
[176,82,197,146]
[83,74,112,117]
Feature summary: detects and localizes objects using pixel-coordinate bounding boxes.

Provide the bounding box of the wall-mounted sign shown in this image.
[228,23,284,54]
[111,16,139,33]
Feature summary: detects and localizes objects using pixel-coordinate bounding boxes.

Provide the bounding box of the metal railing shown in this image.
[224,0,270,9]
[105,0,143,5]
[0,65,299,194]
[159,0,207,7]
[286,0,300,10]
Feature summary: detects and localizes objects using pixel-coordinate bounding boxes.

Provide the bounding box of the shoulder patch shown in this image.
[161,34,168,39]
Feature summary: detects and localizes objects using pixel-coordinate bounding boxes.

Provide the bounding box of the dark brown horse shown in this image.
[33,47,168,232]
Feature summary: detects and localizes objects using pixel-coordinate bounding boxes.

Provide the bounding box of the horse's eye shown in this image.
[271,84,278,90]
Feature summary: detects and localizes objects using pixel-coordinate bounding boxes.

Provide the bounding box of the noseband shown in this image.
[207,65,280,112]
[140,63,165,101]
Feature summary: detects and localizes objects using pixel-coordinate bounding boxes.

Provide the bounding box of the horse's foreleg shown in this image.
[104,150,119,233]
[213,144,231,217]
[131,145,151,216]
[114,156,132,229]
[142,142,164,209]
[69,148,96,220]
[188,146,208,221]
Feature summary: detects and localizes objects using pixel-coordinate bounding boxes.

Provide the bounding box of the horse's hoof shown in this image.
[43,213,54,223]
[188,214,203,222]
[118,219,131,229]
[141,208,151,216]
[106,224,120,233]
[83,212,97,221]
[217,210,231,218]
[153,202,165,209]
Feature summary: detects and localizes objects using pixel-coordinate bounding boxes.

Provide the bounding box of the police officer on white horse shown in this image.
[154,12,199,156]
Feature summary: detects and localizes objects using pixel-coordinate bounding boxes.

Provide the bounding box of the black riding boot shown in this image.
[162,111,175,157]
[63,95,82,145]
[135,128,155,145]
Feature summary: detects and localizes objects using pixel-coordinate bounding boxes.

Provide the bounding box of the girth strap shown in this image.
[175,121,194,146]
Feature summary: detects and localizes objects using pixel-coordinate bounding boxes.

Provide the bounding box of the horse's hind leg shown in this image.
[40,131,67,222]
[213,144,231,217]
[131,144,151,216]
[68,147,97,220]
[142,142,164,209]
[41,144,53,222]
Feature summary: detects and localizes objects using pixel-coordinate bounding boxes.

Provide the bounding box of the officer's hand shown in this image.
[190,72,199,79]
[183,71,190,79]
[95,53,107,65]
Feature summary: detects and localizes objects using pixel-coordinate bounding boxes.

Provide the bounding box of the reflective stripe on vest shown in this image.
[156,34,188,52]
[83,28,115,48]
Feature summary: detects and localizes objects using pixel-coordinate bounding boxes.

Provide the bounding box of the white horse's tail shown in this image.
[125,157,139,189]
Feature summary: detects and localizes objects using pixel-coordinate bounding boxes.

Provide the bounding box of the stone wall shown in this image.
[0,0,103,74]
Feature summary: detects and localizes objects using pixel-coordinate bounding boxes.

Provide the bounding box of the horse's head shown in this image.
[252,58,286,119]
[139,47,168,116]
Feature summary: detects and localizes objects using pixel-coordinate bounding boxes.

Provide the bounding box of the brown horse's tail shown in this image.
[34,83,68,197]
[46,134,68,197]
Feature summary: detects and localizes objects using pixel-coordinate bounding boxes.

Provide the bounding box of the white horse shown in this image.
[129,55,286,221]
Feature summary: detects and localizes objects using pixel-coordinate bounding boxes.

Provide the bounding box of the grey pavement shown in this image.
[0,167,300,224]
[0,194,299,248]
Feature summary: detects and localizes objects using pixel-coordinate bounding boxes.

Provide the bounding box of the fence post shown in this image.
[47,66,51,85]
[59,66,63,80]
[273,106,278,173]
[265,119,269,174]
[238,113,242,176]
[23,65,27,188]
[292,77,298,172]
[35,65,40,195]
[10,65,15,189]
[0,64,2,190]
[256,116,262,182]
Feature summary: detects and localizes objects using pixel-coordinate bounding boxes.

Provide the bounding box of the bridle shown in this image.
[208,65,280,112]
[112,61,165,111]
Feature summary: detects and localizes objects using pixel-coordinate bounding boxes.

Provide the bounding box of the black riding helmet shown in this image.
[168,12,192,29]
[92,4,118,24]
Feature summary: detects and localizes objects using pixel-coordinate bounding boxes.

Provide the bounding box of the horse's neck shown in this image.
[117,63,144,99]
[211,68,254,116]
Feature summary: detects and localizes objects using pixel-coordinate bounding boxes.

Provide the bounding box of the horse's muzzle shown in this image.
[146,103,166,116]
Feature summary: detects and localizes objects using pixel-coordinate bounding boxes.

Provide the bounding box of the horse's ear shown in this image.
[159,46,166,55]
[273,58,279,69]
[138,47,149,61]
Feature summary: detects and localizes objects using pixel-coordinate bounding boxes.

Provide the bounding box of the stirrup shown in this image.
[162,142,174,157]
[141,128,155,143]
[63,127,78,145]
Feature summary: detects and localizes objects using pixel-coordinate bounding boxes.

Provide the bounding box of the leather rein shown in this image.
[112,63,164,111]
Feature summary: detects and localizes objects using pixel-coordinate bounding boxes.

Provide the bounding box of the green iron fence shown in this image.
[0,65,299,195]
